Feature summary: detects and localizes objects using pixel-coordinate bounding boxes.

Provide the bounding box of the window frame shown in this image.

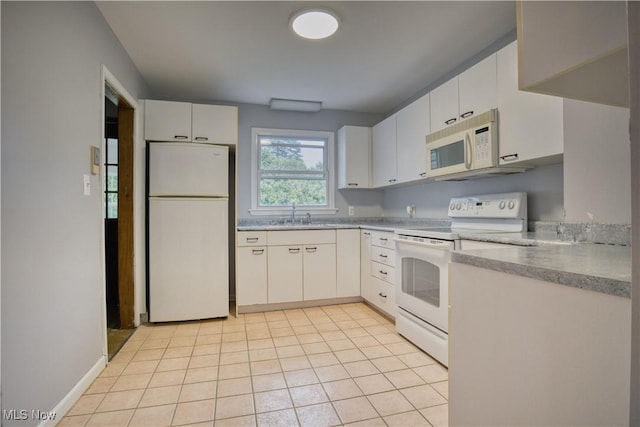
[250,127,337,216]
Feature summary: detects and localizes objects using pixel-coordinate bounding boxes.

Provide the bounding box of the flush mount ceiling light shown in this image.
[289,8,340,40]
[269,98,322,112]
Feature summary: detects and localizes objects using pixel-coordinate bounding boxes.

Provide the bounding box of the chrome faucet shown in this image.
[290,201,296,223]
[306,212,311,224]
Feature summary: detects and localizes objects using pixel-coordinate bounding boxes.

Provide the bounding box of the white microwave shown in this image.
[425,109,498,178]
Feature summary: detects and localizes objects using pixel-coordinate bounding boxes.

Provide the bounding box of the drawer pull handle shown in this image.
[363,232,371,236]
[174,135,189,140]
[305,247,317,252]
[289,248,300,253]
[379,292,387,298]
[379,270,388,275]
[379,254,388,258]
[500,153,519,161]
[379,238,388,242]
[246,237,259,242]
[252,249,264,255]
[419,172,427,177]
[445,118,457,125]
[194,136,209,141]
[348,183,359,187]
[460,110,474,119]
[388,179,397,183]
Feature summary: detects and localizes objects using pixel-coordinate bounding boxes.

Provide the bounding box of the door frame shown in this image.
[100,65,143,361]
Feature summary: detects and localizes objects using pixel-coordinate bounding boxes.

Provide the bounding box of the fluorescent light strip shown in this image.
[269,98,322,112]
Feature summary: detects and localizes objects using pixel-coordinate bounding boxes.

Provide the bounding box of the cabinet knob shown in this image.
[500,153,519,161]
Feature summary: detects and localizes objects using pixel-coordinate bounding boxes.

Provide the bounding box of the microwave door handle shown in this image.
[464,132,472,169]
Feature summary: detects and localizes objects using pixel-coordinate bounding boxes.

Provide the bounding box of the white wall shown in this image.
[563,99,631,223]
[1,1,148,421]
[235,103,384,220]
[382,164,564,221]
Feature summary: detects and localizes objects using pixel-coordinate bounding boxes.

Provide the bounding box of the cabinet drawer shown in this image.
[238,231,267,247]
[371,261,395,285]
[370,277,396,318]
[267,230,336,246]
[371,246,395,267]
[370,231,394,249]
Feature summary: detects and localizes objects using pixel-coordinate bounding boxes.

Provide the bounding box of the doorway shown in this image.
[104,84,135,360]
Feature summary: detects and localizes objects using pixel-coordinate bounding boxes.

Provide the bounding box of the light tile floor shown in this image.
[60,303,448,426]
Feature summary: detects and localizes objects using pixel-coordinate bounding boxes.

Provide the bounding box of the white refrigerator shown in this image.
[148,142,229,322]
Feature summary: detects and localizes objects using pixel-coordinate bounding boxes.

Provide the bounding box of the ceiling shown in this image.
[97,1,516,114]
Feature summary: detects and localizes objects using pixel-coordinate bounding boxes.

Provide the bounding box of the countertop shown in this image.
[451,243,631,298]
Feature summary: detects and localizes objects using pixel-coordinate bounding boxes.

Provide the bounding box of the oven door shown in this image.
[394,237,451,332]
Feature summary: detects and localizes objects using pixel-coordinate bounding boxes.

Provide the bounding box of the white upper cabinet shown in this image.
[396,93,430,183]
[430,54,498,133]
[144,100,192,142]
[144,100,237,145]
[337,126,371,189]
[458,54,497,121]
[372,114,398,187]
[430,77,459,133]
[192,104,238,145]
[497,41,564,166]
[516,1,628,107]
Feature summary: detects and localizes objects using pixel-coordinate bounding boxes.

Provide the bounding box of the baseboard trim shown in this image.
[238,296,364,314]
[40,355,106,426]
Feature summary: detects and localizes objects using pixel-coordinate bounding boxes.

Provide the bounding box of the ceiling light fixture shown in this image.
[289,8,340,40]
[269,98,322,113]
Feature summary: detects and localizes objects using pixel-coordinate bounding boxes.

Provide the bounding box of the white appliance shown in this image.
[425,109,525,181]
[394,192,527,366]
[148,142,229,322]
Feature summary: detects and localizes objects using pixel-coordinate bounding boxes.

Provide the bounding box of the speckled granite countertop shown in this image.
[451,244,631,298]
[457,231,570,246]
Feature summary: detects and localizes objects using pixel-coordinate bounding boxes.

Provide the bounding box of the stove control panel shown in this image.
[448,192,527,219]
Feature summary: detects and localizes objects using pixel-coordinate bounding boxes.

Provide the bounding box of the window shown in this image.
[251,128,336,215]
[104,137,118,219]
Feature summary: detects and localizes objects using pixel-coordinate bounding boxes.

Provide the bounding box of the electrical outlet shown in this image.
[83,174,91,196]
[348,206,355,216]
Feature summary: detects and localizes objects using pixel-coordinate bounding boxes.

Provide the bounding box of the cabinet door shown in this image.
[458,53,497,121]
[236,246,268,306]
[337,126,371,189]
[497,42,564,165]
[267,245,303,303]
[192,104,238,145]
[144,100,192,142]
[430,77,459,133]
[360,230,372,301]
[303,244,337,301]
[337,229,361,297]
[372,114,398,187]
[396,93,430,183]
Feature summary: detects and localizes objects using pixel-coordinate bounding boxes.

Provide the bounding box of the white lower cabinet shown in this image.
[268,245,303,303]
[361,229,396,318]
[303,244,337,301]
[236,246,267,305]
[337,229,361,297]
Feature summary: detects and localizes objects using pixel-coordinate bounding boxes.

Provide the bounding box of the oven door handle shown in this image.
[393,238,452,250]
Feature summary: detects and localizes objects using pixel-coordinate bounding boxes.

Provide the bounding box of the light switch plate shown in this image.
[348,206,354,216]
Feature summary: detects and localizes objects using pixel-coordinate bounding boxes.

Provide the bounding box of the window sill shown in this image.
[248,208,339,216]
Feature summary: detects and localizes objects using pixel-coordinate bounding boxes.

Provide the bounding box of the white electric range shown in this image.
[394,192,527,366]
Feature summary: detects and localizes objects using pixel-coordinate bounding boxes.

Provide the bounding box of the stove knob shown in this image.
[499,201,506,210]
[508,200,516,210]
[456,202,462,210]
[449,203,455,211]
